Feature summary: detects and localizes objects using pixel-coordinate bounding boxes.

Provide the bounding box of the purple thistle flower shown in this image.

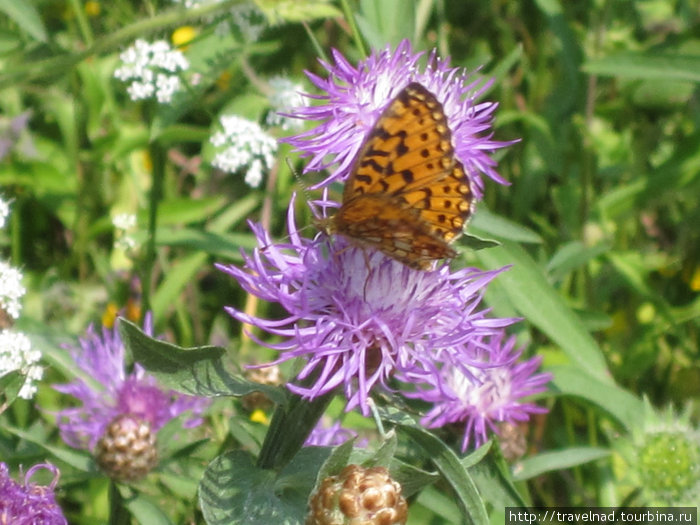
[409,332,551,452]
[283,39,513,197]
[52,316,209,451]
[0,462,67,525]
[305,419,358,447]
[217,197,516,416]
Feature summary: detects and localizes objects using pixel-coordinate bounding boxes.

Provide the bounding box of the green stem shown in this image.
[67,0,94,47]
[141,139,165,320]
[340,0,367,58]
[257,390,334,471]
[108,481,131,525]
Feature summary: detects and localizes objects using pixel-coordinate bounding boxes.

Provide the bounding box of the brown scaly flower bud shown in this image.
[95,414,158,482]
[242,365,282,411]
[498,422,528,462]
[306,464,408,525]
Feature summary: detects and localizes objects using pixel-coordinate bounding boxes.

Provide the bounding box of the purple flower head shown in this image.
[53,315,209,451]
[305,419,358,447]
[0,462,67,525]
[410,332,551,451]
[217,196,516,416]
[283,39,514,197]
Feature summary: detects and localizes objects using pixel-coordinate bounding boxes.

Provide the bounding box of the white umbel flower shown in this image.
[210,116,277,188]
[114,40,189,104]
[0,330,43,399]
[0,262,25,320]
[266,77,305,131]
[0,197,10,229]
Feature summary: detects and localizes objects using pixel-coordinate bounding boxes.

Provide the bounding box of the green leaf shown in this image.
[583,53,700,82]
[398,424,488,525]
[415,485,463,524]
[144,227,257,258]
[470,208,543,244]
[118,318,286,404]
[366,430,397,469]
[467,445,528,508]
[152,252,208,321]
[307,438,354,493]
[0,0,47,42]
[513,446,610,481]
[123,493,174,525]
[155,197,229,226]
[0,370,25,405]
[199,450,306,525]
[356,0,416,49]
[4,426,95,472]
[547,241,610,282]
[256,0,342,24]
[475,241,610,380]
[550,365,643,431]
[459,232,501,251]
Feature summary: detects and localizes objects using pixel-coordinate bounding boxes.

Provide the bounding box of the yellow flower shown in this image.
[101,303,119,329]
[172,26,196,50]
[250,409,269,425]
[85,1,100,17]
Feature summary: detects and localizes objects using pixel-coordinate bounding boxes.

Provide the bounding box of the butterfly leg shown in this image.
[361,248,373,301]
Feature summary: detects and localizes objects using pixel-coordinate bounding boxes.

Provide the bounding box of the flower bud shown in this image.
[306,464,407,525]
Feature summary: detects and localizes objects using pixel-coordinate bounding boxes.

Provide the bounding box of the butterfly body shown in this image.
[324,82,473,270]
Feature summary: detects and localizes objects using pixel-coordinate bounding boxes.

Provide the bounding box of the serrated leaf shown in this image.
[118,318,286,404]
[199,450,306,525]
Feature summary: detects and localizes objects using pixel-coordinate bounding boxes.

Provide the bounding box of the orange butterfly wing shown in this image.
[332,82,474,270]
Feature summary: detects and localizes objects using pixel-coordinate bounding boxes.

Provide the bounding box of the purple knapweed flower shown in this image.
[217,197,516,416]
[305,419,358,447]
[409,332,551,451]
[0,462,67,525]
[283,39,512,197]
[52,316,209,452]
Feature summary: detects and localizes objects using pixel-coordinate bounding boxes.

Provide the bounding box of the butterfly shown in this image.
[319,82,474,270]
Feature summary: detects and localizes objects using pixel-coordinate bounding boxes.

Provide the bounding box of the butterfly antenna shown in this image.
[286,157,314,203]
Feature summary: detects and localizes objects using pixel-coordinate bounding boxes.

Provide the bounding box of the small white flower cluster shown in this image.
[0,330,42,399]
[114,39,190,104]
[266,77,305,131]
[0,196,42,400]
[172,0,220,7]
[112,213,138,252]
[231,2,266,42]
[210,116,278,188]
[0,198,9,229]
[0,261,26,320]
